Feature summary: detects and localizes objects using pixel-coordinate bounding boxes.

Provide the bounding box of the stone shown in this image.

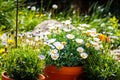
[33,20,63,32]
[33,19,75,32]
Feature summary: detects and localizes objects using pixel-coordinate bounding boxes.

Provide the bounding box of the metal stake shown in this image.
[15,0,18,48]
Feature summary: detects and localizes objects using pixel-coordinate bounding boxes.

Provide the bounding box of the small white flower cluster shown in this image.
[111,49,120,62]
[37,21,110,62]
[52,4,58,9]
[46,32,89,60]
[48,41,64,60]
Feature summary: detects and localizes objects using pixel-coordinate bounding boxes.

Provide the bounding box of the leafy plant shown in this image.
[18,8,48,32]
[39,21,111,68]
[2,47,44,80]
[84,52,120,80]
[0,0,15,32]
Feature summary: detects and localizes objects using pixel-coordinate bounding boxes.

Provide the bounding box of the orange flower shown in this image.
[99,34,106,41]
[106,37,110,43]
[99,34,110,43]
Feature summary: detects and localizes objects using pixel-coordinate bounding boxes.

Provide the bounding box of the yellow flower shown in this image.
[35,14,39,17]
[40,14,45,17]
[18,11,22,14]
[85,43,90,47]
[0,48,5,54]
[8,39,14,45]
[35,13,44,17]
[61,41,67,45]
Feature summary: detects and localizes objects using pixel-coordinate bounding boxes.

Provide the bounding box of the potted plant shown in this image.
[1,46,45,80]
[38,24,111,80]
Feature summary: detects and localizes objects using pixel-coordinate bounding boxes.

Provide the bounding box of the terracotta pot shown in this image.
[44,66,83,80]
[2,72,45,80]
[38,74,46,80]
[2,72,13,80]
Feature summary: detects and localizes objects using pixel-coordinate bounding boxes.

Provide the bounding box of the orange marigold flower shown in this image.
[99,34,111,43]
[99,34,106,41]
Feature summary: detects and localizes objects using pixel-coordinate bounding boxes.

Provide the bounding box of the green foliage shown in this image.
[0,0,23,32]
[18,9,48,32]
[84,52,120,80]
[88,0,113,20]
[2,47,44,80]
[0,0,16,32]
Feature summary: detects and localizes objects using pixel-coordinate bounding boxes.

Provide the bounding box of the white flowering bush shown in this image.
[39,23,111,67]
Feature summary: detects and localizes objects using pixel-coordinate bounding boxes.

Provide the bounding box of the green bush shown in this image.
[2,47,44,80]
[84,52,120,80]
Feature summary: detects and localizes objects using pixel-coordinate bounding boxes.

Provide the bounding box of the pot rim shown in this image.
[2,72,14,80]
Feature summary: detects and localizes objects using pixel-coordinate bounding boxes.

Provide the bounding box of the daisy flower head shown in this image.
[53,42,64,50]
[77,47,84,53]
[75,39,84,44]
[66,34,75,39]
[80,52,88,59]
[51,53,59,60]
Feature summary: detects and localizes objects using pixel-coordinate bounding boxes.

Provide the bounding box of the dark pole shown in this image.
[15,0,18,48]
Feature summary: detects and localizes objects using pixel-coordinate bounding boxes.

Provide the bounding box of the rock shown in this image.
[33,19,75,32]
[33,20,64,32]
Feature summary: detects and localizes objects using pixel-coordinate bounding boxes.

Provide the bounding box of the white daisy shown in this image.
[63,20,71,25]
[47,39,56,44]
[77,47,84,53]
[31,6,36,11]
[75,39,84,44]
[66,34,75,39]
[38,54,45,60]
[77,27,84,30]
[63,28,71,32]
[53,42,64,50]
[80,53,88,59]
[52,4,58,9]
[79,24,90,27]
[51,53,59,60]
[49,49,58,55]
